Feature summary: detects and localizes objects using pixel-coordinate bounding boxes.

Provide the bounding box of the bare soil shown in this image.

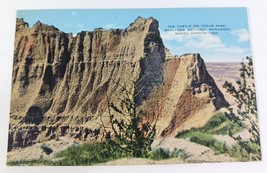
[7,137,76,163]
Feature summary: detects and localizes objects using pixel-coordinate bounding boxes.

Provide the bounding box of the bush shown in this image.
[102,83,157,158]
[212,121,241,135]
[149,148,170,160]
[229,141,261,161]
[176,128,196,138]
[40,145,53,155]
[170,148,190,160]
[149,148,189,161]
[202,112,242,135]
[203,113,227,131]
[223,56,261,161]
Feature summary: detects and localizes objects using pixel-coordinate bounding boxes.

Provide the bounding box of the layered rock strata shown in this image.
[8,18,228,150]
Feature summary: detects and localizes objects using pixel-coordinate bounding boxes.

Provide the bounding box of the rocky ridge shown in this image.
[8,18,228,150]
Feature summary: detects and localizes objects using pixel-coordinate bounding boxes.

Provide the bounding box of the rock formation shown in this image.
[8,18,228,150]
[141,53,229,137]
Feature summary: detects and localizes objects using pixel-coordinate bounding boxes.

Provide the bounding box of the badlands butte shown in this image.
[8,17,229,152]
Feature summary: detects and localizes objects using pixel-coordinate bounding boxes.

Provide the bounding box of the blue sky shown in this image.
[17,8,251,62]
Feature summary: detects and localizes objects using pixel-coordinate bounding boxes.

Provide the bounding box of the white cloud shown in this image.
[104,24,116,29]
[77,24,84,28]
[231,29,250,42]
[104,24,123,30]
[161,29,225,49]
[204,52,251,62]
[216,46,249,54]
[183,33,225,49]
[160,29,250,61]
[161,31,179,41]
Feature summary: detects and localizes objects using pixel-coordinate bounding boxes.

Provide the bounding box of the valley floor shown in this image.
[7,136,237,165]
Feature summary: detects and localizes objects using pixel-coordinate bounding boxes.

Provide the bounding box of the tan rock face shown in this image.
[141,54,228,137]
[8,18,227,150]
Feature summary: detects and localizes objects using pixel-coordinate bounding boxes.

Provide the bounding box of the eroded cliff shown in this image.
[8,18,227,150]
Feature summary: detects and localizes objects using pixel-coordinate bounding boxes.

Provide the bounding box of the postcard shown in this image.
[7,8,261,166]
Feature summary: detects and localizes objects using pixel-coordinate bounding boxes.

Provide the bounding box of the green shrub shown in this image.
[175,110,260,161]
[176,129,228,155]
[188,132,228,154]
[175,112,242,155]
[176,128,197,138]
[229,141,261,161]
[102,83,157,158]
[170,148,190,160]
[202,113,227,131]
[8,143,190,166]
[202,112,242,135]
[212,121,241,135]
[149,148,170,160]
[40,145,53,155]
[176,112,242,139]
[189,132,214,146]
[149,148,189,161]
[223,56,261,161]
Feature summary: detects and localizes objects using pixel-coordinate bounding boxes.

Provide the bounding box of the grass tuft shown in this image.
[176,112,242,155]
[149,148,190,161]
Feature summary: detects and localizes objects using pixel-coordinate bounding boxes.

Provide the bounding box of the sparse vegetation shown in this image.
[149,148,189,161]
[177,131,228,154]
[188,132,228,154]
[102,83,157,158]
[176,112,242,155]
[223,56,261,161]
[228,141,260,161]
[149,148,170,160]
[7,142,190,166]
[176,112,242,137]
[7,159,54,166]
[53,142,126,165]
[201,112,242,135]
[8,142,126,166]
[175,57,261,162]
